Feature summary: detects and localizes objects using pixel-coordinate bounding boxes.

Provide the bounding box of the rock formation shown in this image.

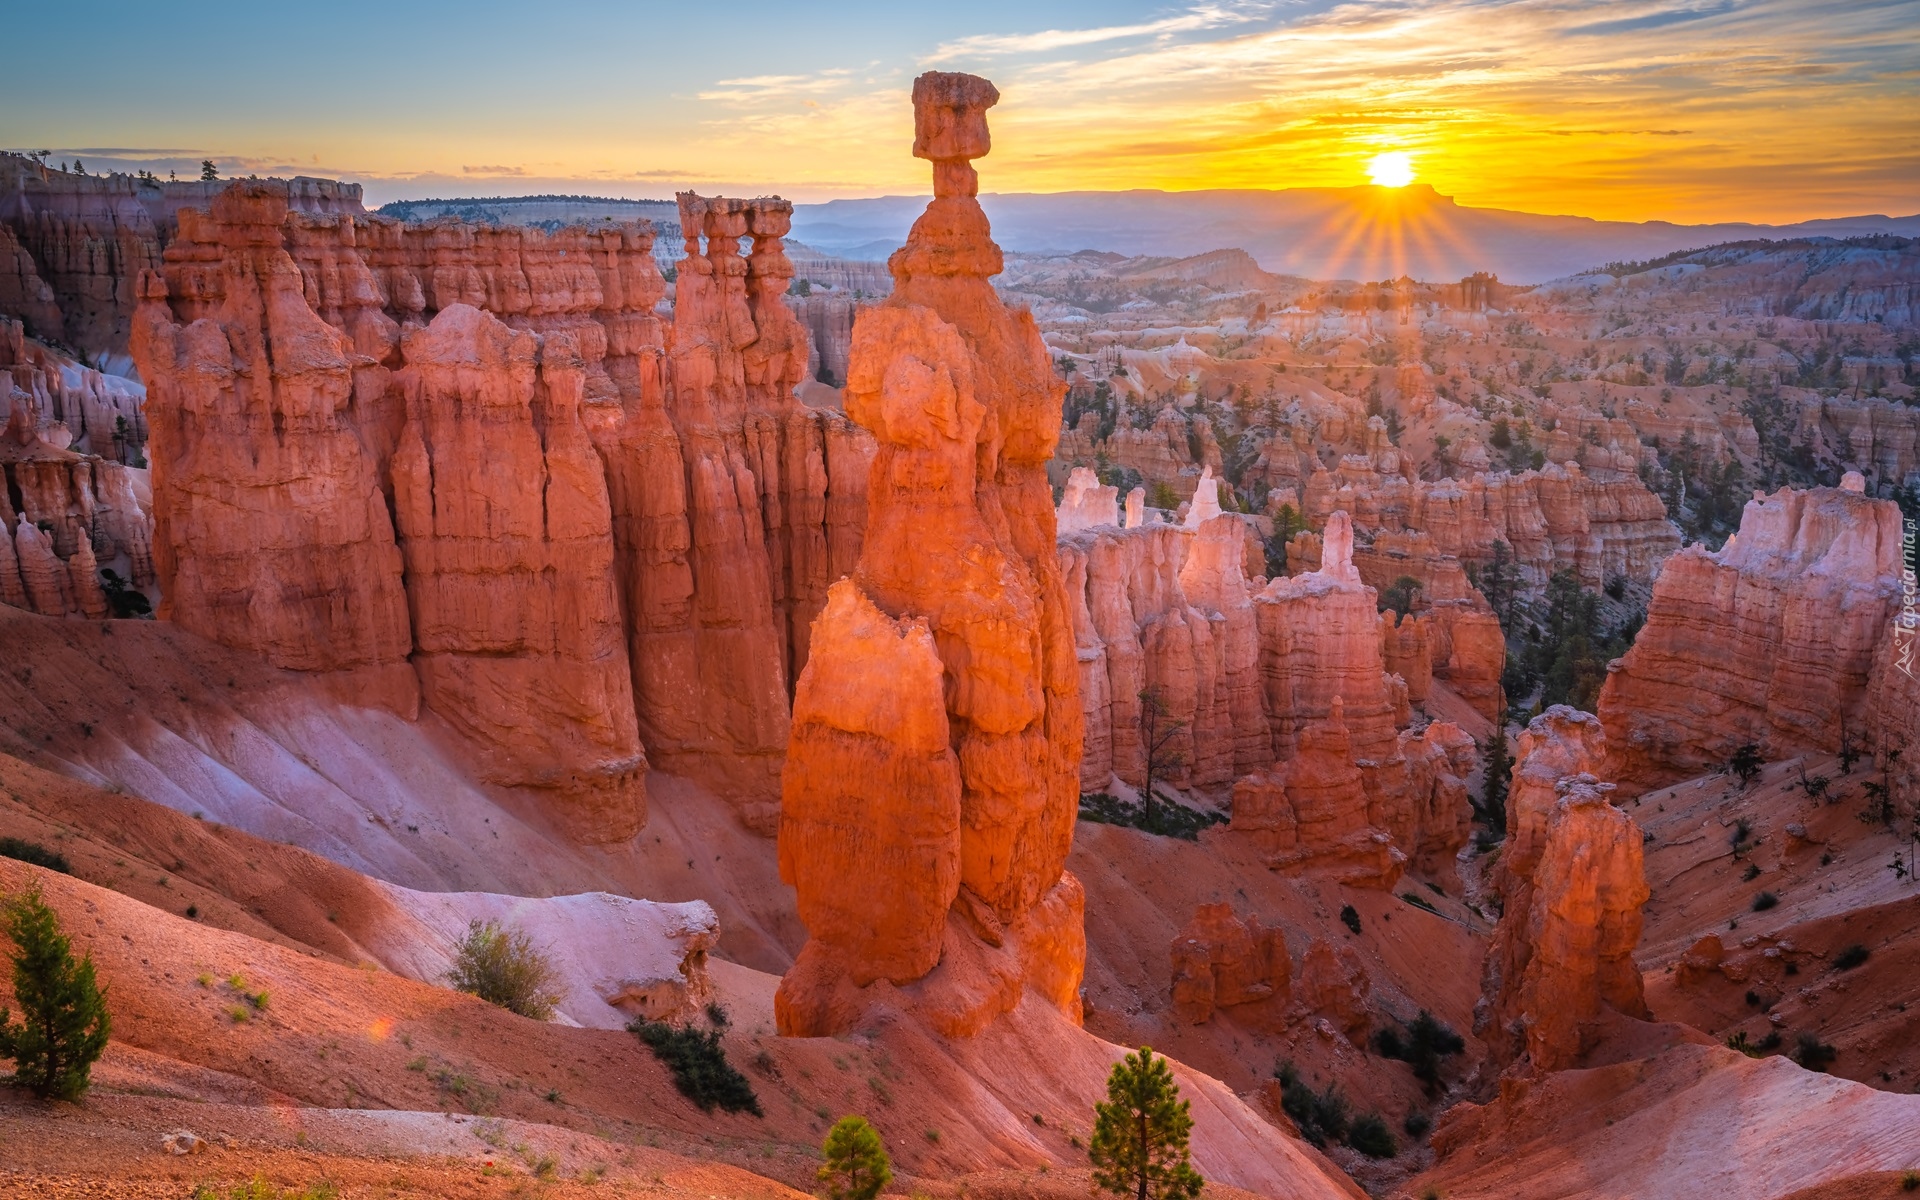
[1298,457,1678,594]
[130,184,417,709]
[0,315,154,615]
[389,305,646,839]
[132,171,876,831]
[1,151,361,360]
[1056,465,1119,533]
[1228,698,1473,888]
[1599,482,1903,781]
[1489,773,1649,1071]
[1169,903,1288,1026]
[1254,512,1404,762]
[777,71,1086,1039]
[1286,524,1506,723]
[1482,707,1648,1071]
[1296,937,1372,1040]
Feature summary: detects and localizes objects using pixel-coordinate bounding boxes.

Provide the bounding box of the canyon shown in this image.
[0,72,1918,1200]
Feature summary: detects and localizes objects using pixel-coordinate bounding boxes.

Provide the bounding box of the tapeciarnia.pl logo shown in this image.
[1899,519,1919,678]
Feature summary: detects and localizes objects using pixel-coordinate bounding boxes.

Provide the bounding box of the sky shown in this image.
[4,0,1917,224]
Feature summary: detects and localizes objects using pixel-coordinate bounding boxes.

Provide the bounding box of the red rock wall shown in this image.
[132,176,875,835]
[0,152,361,359]
[1302,457,1678,592]
[130,185,415,709]
[1482,708,1649,1072]
[1599,479,1902,782]
[390,306,647,841]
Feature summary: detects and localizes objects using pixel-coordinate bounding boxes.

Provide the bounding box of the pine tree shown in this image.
[0,884,111,1100]
[1089,1046,1204,1200]
[1137,689,1189,835]
[200,159,219,181]
[1479,732,1512,835]
[817,1115,891,1200]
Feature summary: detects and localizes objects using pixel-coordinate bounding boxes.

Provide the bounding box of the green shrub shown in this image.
[0,884,111,1099]
[1751,891,1778,911]
[1275,1061,1349,1148]
[629,1019,761,1115]
[1404,1111,1431,1139]
[1077,792,1225,841]
[1832,943,1870,971]
[0,838,71,875]
[1339,905,1362,935]
[1791,1032,1837,1072]
[191,1177,338,1200]
[818,1115,891,1200]
[447,920,560,1020]
[1348,1112,1397,1159]
[1373,1010,1465,1092]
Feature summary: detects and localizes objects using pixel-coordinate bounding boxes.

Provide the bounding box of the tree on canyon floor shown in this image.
[1477,731,1513,839]
[1264,503,1301,577]
[0,884,111,1100]
[1378,575,1424,617]
[1500,570,1644,714]
[1468,541,1522,630]
[1137,688,1190,835]
[1090,1046,1205,1200]
[817,1115,891,1200]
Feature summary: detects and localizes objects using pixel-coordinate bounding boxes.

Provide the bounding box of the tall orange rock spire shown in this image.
[777,72,1087,1038]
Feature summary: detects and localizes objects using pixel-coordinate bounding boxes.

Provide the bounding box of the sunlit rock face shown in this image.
[1482,708,1648,1072]
[130,184,417,708]
[777,71,1088,1039]
[1599,483,1903,782]
[131,172,876,840]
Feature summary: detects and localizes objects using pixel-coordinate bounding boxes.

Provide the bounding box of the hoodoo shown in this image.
[776,71,1087,1038]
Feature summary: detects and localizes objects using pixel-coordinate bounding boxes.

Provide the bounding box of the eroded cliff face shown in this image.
[1499,774,1649,1072]
[391,306,647,840]
[1287,523,1506,724]
[1299,455,1678,593]
[1482,708,1648,1072]
[1599,478,1903,782]
[131,175,873,838]
[0,318,154,612]
[778,71,1086,1039]
[1059,498,1476,886]
[130,185,416,708]
[0,152,361,362]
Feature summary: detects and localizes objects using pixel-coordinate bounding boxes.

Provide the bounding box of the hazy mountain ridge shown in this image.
[790,185,1920,284]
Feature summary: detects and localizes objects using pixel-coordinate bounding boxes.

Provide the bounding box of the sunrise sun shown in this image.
[1367,150,1415,188]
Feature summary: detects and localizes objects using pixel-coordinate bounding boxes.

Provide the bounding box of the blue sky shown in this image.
[6,0,1917,222]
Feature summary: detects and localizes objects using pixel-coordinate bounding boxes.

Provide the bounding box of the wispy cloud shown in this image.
[926,2,1272,61]
[462,164,525,176]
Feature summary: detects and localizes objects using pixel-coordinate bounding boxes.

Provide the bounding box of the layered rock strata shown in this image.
[1,319,154,611]
[390,305,647,838]
[1300,457,1678,593]
[1490,772,1649,1071]
[1599,480,1903,781]
[0,151,361,359]
[130,186,416,708]
[777,71,1086,1039]
[1482,707,1648,1071]
[132,174,874,834]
